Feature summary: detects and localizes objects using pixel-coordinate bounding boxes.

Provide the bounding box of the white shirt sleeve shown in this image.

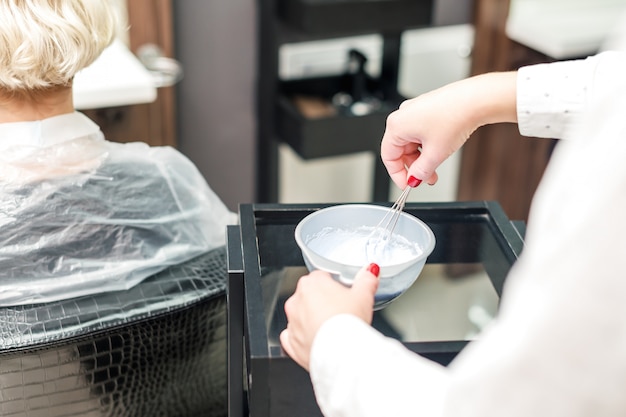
[517,51,626,140]
[309,51,626,417]
[517,55,592,139]
[310,314,449,417]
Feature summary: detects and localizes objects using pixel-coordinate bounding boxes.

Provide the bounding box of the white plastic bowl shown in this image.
[295,204,436,309]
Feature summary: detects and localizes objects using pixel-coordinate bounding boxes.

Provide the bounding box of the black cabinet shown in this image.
[227,201,525,417]
[256,0,435,202]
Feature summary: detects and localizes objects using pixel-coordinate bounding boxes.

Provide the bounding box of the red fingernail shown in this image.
[367,263,380,277]
[407,176,422,188]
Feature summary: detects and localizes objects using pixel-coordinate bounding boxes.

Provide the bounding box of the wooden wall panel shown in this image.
[457,0,555,221]
[83,0,177,148]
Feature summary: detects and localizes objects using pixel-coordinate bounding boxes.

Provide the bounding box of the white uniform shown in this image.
[309,51,626,417]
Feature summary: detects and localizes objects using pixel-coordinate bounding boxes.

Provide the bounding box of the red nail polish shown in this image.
[407,176,422,188]
[367,263,380,277]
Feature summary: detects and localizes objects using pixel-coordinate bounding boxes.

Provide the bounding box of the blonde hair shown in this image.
[0,0,117,92]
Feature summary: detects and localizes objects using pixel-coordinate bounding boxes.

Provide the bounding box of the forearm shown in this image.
[403,70,519,136]
[463,71,518,130]
[381,71,518,187]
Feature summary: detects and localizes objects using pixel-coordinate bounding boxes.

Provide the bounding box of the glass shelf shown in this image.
[227,201,524,417]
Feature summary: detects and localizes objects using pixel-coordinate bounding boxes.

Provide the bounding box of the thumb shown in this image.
[407,152,442,186]
[350,263,380,300]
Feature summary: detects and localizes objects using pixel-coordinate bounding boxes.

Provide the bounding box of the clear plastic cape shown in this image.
[0,133,235,306]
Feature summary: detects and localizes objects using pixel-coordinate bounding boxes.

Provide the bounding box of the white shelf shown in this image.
[73,39,157,109]
[506,0,626,59]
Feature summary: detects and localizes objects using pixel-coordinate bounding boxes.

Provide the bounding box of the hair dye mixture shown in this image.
[306,225,422,266]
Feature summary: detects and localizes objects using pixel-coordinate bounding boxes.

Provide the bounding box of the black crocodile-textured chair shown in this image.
[0,246,228,417]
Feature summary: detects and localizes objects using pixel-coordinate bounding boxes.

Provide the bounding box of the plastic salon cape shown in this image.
[0,112,236,306]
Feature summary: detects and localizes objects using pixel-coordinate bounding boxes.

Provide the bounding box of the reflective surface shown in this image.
[228,202,524,417]
[243,202,523,352]
[262,262,498,347]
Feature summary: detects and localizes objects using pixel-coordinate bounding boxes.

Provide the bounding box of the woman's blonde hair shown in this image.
[0,0,117,92]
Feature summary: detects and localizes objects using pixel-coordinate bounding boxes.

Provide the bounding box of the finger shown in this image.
[350,263,380,300]
[280,328,309,371]
[381,137,410,190]
[398,98,412,109]
[283,294,294,319]
[406,151,443,187]
[410,170,438,186]
[280,329,294,357]
[426,170,439,186]
[383,161,410,190]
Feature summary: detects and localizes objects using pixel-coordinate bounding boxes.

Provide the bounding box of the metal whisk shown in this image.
[366,185,412,257]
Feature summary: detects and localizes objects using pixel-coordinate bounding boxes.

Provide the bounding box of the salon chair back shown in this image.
[0,247,228,417]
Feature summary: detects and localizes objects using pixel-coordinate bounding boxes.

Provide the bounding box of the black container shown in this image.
[277,75,399,158]
[278,0,434,35]
[227,201,525,417]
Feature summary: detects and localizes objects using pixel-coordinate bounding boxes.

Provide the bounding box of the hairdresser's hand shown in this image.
[280,264,380,371]
[381,72,518,189]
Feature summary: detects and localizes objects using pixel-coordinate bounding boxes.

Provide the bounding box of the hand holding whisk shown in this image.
[366,175,421,259]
